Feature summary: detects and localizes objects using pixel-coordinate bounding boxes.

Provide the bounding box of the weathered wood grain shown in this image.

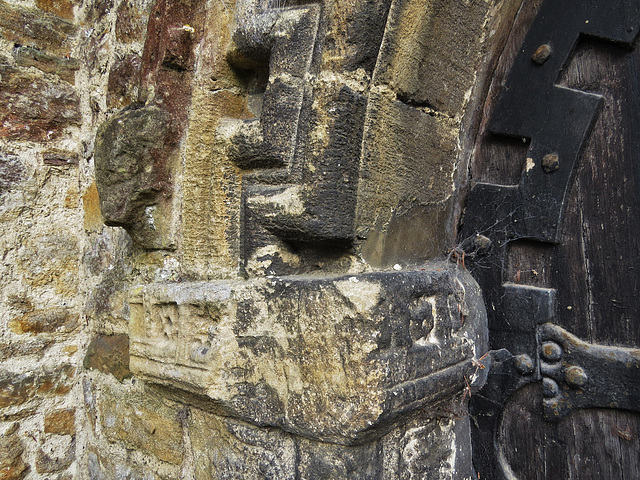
[469,0,640,477]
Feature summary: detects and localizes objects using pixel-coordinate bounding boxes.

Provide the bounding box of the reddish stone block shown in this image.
[35,0,76,20]
[0,3,76,57]
[116,2,152,43]
[0,63,80,141]
[42,149,79,166]
[0,339,53,360]
[107,54,142,108]
[44,408,76,435]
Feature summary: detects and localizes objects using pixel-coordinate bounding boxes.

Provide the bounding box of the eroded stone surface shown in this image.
[83,334,130,381]
[94,104,173,248]
[0,154,27,201]
[0,3,76,57]
[189,409,297,480]
[130,264,488,444]
[0,62,81,141]
[98,383,185,465]
[0,429,28,480]
[9,308,79,335]
[0,365,75,408]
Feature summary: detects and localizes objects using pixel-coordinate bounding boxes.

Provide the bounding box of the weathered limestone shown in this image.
[188,407,477,479]
[0,424,28,480]
[89,0,501,478]
[0,0,525,477]
[130,265,487,444]
[94,104,173,248]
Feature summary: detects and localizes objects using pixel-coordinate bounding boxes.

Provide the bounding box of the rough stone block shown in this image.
[35,0,76,20]
[87,447,178,480]
[0,339,53,360]
[189,410,297,480]
[9,308,79,335]
[130,264,487,444]
[35,436,75,473]
[357,92,458,266]
[13,46,79,84]
[0,154,27,201]
[0,62,81,141]
[44,408,76,435]
[374,0,491,116]
[17,234,79,296]
[242,85,367,255]
[379,410,474,479]
[99,385,184,465]
[86,0,114,24]
[94,104,174,249]
[0,365,75,408]
[83,334,130,381]
[295,436,382,479]
[0,431,28,480]
[115,1,153,43]
[0,3,76,57]
[42,149,79,167]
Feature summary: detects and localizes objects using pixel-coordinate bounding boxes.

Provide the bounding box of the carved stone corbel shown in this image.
[129,263,489,473]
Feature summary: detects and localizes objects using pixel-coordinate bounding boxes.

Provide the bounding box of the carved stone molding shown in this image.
[130,264,488,446]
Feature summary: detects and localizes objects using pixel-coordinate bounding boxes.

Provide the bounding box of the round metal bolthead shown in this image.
[542,153,560,173]
[514,354,534,375]
[565,365,588,388]
[542,377,559,398]
[541,341,563,361]
[532,43,552,64]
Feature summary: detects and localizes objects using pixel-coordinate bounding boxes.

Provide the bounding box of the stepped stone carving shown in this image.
[93,0,499,477]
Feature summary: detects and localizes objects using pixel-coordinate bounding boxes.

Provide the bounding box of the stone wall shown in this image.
[0,0,155,478]
[0,0,522,479]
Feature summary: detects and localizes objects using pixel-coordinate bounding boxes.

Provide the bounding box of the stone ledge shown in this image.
[129,263,487,444]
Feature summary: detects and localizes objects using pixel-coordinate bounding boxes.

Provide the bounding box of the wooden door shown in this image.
[461,1,640,478]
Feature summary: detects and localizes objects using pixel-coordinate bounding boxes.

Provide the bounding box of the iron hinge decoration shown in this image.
[538,323,640,420]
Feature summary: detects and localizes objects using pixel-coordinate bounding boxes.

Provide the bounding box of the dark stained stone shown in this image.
[94,104,173,248]
[107,54,142,108]
[115,2,152,43]
[83,334,131,381]
[0,365,76,408]
[0,154,27,200]
[42,149,79,166]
